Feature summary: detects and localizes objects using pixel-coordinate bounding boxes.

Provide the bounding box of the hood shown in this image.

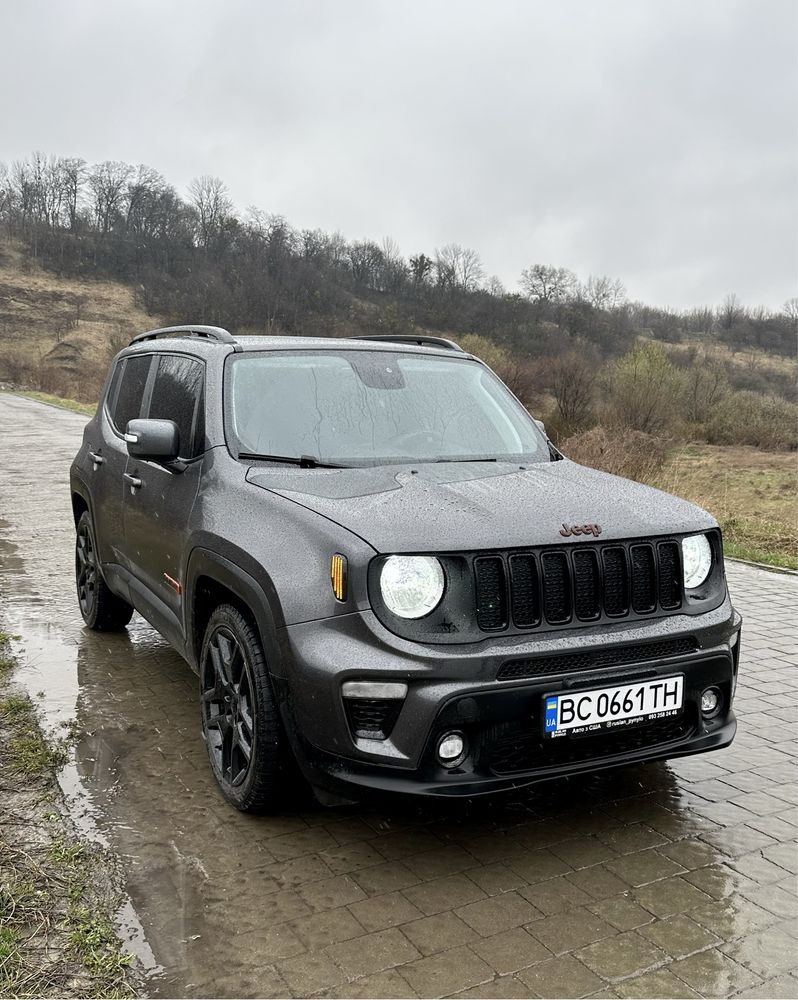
[247,459,717,553]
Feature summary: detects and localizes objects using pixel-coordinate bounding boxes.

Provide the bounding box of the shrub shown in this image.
[602,342,681,433]
[704,391,798,451]
[559,426,668,484]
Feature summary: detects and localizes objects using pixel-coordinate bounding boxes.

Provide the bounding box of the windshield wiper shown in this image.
[238,452,349,469]
[434,457,498,463]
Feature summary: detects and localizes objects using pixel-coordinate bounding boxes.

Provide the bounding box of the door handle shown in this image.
[89,451,104,467]
[123,473,142,491]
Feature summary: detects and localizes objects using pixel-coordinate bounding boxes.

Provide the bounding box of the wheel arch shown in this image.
[70,482,92,528]
[185,547,288,675]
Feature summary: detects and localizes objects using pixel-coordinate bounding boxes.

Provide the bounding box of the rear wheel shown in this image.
[75,511,134,631]
[199,604,288,812]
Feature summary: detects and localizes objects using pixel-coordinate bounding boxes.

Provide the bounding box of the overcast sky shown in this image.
[1,0,796,309]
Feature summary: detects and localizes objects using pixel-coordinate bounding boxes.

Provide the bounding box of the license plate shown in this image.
[543,675,684,738]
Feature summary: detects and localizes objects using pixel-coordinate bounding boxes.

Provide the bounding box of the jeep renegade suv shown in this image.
[70,326,740,811]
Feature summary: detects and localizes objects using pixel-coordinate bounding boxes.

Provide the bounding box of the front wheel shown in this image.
[199,604,289,812]
[75,511,134,631]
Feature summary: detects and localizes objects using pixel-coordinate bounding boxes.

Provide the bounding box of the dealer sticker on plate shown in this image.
[543,675,684,738]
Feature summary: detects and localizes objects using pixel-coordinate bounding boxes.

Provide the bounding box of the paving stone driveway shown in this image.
[0,396,796,999]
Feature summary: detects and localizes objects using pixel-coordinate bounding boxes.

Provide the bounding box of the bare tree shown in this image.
[583,274,627,311]
[434,243,484,291]
[520,264,576,304]
[61,157,86,231]
[718,292,744,330]
[782,297,798,332]
[88,161,134,233]
[125,164,164,236]
[188,174,233,248]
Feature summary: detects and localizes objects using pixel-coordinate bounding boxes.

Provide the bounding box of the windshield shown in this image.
[225,349,549,466]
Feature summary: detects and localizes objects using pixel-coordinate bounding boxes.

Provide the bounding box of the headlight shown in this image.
[682,533,712,589]
[380,555,444,619]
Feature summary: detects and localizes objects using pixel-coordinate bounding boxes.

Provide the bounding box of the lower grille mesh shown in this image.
[496,636,699,681]
[487,714,694,774]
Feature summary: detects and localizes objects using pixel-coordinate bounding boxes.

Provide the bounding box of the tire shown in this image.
[199,604,289,812]
[75,511,134,631]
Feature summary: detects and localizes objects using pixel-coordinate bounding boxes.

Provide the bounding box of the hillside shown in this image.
[0,241,163,400]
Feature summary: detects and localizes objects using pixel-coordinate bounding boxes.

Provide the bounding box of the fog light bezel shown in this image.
[700,686,722,719]
[436,731,467,768]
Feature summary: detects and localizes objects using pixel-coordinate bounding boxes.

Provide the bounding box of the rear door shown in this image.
[89,354,155,583]
[122,353,206,647]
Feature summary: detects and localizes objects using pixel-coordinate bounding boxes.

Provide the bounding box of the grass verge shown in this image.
[0,631,139,998]
[658,444,798,571]
[1,390,96,417]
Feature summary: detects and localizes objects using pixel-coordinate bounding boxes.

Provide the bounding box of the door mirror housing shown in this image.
[534,418,547,438]
[125,418,180,461]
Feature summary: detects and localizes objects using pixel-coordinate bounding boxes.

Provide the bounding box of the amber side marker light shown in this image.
[331,554,347,601]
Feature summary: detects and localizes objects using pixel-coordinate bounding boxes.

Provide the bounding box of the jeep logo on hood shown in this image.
[559,523,602,538]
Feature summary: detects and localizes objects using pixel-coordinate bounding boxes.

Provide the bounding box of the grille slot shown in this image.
[474,556,507,630]
[496,636,699,680]
[509,554,540,628]
[630,544,657,613]
[602,546,629,616]
[344,699,402,741]
[573,549,600,621]
[542,552,571,623]
[657,541,682,610]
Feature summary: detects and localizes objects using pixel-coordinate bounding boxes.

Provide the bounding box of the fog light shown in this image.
[437,732,466,767]
[701,687,721,717]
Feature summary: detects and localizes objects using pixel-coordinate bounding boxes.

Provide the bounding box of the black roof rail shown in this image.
[350,334,464,352]
[129,325,236,346]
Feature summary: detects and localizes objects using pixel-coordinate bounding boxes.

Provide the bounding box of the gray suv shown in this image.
[70,326,741,811]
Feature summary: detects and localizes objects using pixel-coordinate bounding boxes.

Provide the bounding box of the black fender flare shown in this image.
[184,546,292,677]
[69,471,95,528]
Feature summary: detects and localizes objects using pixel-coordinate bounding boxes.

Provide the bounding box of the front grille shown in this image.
[487,713,694,775]
[473,537,683,633]
[496,636,699,680]
[344,699,402,741]
[474,556,507,630]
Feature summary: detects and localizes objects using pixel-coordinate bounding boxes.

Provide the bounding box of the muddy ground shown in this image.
[0,392,796,1000]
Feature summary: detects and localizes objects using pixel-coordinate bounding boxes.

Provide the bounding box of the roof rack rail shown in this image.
[350,334,464,352]
[129,325,236,346]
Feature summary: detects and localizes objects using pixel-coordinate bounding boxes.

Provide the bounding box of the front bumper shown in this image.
[275,595,741,799]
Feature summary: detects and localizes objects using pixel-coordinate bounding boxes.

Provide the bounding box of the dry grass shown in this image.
[0,240,162,401]
[658,444,798,570]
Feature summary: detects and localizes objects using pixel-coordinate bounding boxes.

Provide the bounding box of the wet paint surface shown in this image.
[0,393,796,999]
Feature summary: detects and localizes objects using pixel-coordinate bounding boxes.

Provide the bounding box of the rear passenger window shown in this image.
[112,355,153,432]
[147,355,205,458]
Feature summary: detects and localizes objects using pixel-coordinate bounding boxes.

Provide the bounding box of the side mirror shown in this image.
[125,418,180,461]
[534,418,547,437]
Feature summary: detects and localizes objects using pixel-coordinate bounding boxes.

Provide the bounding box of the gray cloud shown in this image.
[1,0,796,308]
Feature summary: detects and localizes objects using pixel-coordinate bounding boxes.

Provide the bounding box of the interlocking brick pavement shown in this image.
[0,396,796,999]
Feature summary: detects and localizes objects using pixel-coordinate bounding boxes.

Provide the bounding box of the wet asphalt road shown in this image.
[0,393,796,1000]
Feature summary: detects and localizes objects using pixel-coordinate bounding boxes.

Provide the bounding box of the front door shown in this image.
[122,353,206,649]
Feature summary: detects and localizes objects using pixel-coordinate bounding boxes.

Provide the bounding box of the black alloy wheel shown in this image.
[201,625,256,788]
[199,604,289,811]
[76,520,97,618]
[74,511,134,631]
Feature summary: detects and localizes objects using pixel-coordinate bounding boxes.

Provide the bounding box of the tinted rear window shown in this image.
[112,356,152,432]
